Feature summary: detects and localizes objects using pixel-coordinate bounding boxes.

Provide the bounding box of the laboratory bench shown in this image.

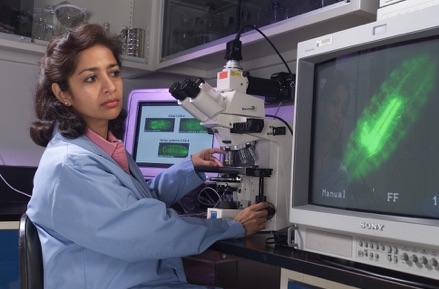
[191,232,439,289]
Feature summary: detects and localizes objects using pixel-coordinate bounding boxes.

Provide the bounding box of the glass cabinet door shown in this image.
[0,0,34,38]
[161,0,345,59]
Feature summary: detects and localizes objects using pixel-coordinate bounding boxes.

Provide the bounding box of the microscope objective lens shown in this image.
[238,149,249,164]
[224,151,234,166]
[247,146,257,161]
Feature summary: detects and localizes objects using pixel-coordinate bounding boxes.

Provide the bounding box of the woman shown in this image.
[27,23,269,289]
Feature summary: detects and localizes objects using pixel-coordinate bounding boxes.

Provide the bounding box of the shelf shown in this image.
[0,34,45,65]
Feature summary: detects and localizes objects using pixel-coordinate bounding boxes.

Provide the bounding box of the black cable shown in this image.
[236,25,293,75]
[0,172,31,198]
[265,114,293,135]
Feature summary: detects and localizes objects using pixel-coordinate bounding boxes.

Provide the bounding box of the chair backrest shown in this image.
[18,213,44,289]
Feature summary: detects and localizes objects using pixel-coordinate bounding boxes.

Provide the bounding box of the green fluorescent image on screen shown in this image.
[158,143,189,158]
[179,118,208,133]
[134,102,214,168]
[144,118,175,132]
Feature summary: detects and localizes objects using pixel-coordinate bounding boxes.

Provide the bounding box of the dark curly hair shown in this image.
[30,23,127,147]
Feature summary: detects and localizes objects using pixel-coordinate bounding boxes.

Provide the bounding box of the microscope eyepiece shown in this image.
[194,78,205,86]
[180,79,200,99]
[169,82,187,101]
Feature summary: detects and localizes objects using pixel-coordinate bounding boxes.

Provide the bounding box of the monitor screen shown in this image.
[310,35,439,219]
[124,89,216,179]
[133,102,214,167]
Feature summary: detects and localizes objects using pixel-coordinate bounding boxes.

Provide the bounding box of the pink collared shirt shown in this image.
[84,128,130,173]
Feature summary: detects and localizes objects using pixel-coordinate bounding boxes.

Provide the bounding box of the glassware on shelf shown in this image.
[43,22,57,41]
[120,26,127,55]
[172,14,194,54]
[53,1,86,29]
[270,0,284,24]
[32,7,57,41]
[282,0,323,19]
[103,22,110,33]
[224,16,236,35]
[193,3,224,46]
[240,4,268,31]
[41,7,57,41]
[32,9,46,40]
[33,4,86,41]
[120,26,145,58]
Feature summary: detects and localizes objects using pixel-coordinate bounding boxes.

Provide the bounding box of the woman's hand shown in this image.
[234,202,270,236]
[191,148,225,167]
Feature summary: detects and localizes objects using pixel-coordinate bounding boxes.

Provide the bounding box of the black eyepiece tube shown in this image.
[169,81,187,101]
[194,78,205,86]
[180,79,200,99]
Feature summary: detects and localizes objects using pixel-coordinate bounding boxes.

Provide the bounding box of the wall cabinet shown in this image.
[0,0,379,79]
[157,0,379,79]
[0,0,156,78]
[161,0,346,59]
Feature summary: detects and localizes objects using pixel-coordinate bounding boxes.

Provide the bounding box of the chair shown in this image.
[18,213,44,289]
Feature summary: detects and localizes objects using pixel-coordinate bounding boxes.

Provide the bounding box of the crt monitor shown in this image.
[290,7,439,281]
[124,89,216,179]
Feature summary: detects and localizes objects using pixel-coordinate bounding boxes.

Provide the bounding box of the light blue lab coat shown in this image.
[27,129,244,289]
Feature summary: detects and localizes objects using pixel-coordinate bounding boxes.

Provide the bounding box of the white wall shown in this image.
[0,60,44,167]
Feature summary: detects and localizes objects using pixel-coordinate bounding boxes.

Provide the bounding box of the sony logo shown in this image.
[360,222,384,231]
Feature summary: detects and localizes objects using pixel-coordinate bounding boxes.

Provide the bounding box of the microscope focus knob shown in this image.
[265,203,276,219]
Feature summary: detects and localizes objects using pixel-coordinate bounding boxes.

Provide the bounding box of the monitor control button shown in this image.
[428,258,438,267]
[400,253,408,261]
[409,255,418,263]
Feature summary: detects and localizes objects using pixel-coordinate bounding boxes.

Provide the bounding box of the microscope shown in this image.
[170,39,294,231]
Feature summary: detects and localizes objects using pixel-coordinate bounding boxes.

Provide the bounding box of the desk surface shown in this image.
[211,232,438,289]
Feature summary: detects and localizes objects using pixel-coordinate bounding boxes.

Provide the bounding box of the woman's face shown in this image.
[59,44,123,136]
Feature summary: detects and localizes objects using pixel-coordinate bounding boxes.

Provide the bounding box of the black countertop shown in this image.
[211,232,439,289]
